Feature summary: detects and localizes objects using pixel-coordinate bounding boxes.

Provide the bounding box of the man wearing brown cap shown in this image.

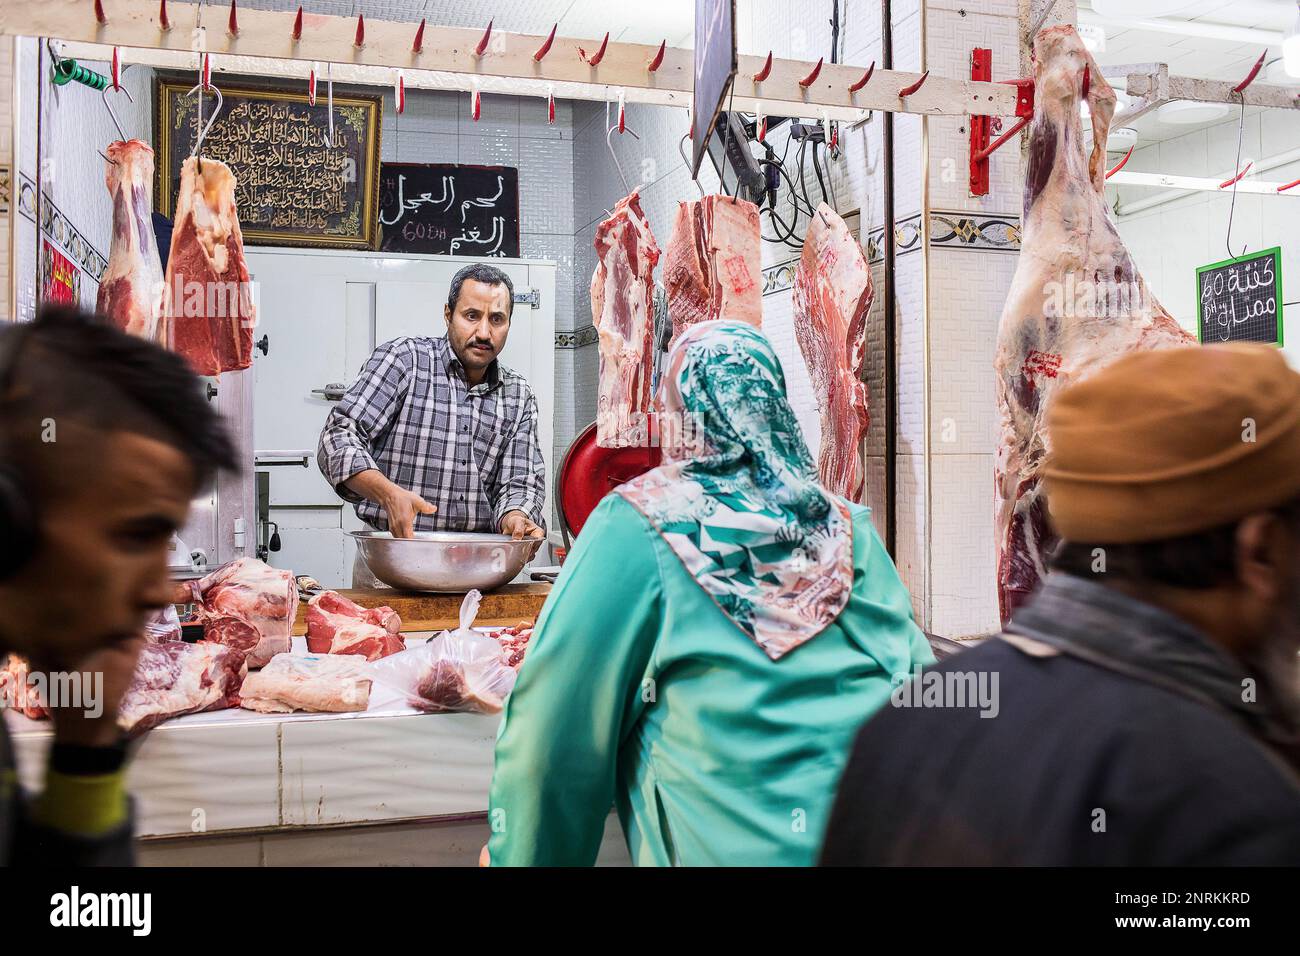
[821,344,1300,865]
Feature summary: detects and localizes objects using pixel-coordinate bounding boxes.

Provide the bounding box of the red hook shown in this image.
[848,62,875,93]
[471,88,482,122]
[94,0,107,25]
[757,114,767,142]
[354,14,365,49]
[648,40,666,73]
[547,88,556,125]
[1276,177,1300,193]
[898,70,929,96]
[753,51,773,83]
[228,0,238,38]
[534,23,557,62]
[582,32,610,66]
[201,53,211,90]
[476,19,494,57]
[798,57,823,89]
[1232,50,1267,94]
[308,65,317,106]
[110,46,120,90]
[159,0,171,31]
[1081,64,1090,100]
[1104,145,1133,179]
[291,6,303,41]
[412,19,425,53]
[395,73,405,115]
[1219,161,1253,189]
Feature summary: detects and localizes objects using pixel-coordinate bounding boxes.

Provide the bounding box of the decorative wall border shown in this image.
[555,324,598,349]
[17,171,109,284]
[0,165,10,214]
[927,211,1021,253]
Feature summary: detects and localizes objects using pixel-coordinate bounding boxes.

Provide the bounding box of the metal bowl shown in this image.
[348,530,541,592]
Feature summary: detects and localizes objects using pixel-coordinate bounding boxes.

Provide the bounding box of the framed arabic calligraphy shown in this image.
[1196,247,1283,346]
[155,77,382,250]
[377,163,521,258]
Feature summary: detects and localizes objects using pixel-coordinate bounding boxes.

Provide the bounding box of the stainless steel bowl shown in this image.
[348,530,541,592]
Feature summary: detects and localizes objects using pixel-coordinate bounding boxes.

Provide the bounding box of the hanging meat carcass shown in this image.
[793,203,872,500]
[591,191,662,447]
[95,140,165,340]
[160,157,255,376]
[663,195,762,344]
[994,25,1195,622]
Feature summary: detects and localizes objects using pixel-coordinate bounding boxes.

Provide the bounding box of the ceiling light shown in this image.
[1156,99,1232,125]
[1285,2,1300,78]
[1077,24,1106,53]
[1090,0,1194,18]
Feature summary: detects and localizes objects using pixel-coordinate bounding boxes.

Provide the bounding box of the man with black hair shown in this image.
[821,344,1300,866]
[0,306,237,865]
[318,263,546,585]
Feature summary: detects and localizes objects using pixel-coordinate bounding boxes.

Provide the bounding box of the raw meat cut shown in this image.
[415,660,505,714]
[663,195,762,344]
[117,640,248,735]
[197,614,263,661]
[305,590,404,661]
[793,203,873,500]
[0,655,49,720]
[994,25,1195,623]
[159,157,255,376]
[184,558,298,668]
[240,653,371,713]
[491,621,533,669]
[591,191,662,447]
[95,140,165,340]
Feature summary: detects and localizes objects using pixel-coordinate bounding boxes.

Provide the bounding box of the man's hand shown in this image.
[347,469,437,538]
[40,635,144,748]
[499,510,544,541]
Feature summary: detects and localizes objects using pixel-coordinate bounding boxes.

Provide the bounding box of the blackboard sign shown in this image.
[692,0,737,176]
[156,79,382,250]
[1196,247,1284,346]
[377,163,520,257]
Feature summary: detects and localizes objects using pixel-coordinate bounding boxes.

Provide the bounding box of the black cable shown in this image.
[797,138,816,219]
[812,141,829,206]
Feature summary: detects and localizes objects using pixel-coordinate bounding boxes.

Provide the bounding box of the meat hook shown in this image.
[607,123,641,196]
[677,133,706,197]
[101,81,134,143]
[187,78,224,170]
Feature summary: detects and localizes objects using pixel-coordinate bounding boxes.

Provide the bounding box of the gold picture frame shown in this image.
[155,77,382,250]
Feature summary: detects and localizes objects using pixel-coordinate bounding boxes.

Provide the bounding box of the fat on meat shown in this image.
[117,640,248,735]
[994,25,1195,622]
[0,655,49,720]
[95,140,165,340]
[305,590,404,661]
[663,195,762,344]
[159,157,255,376]
[793,203,872,500]
[240,653,371,714]
[591,191,662,448]
[186,558,298,668]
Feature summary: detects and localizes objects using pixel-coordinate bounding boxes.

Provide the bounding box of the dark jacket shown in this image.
[820,574,1300,866]
[1,719,135,866]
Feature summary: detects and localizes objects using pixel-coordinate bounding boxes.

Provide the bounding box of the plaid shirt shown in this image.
[318,335,546,534]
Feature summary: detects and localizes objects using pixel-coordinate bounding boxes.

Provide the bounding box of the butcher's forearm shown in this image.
[344,468,401,505]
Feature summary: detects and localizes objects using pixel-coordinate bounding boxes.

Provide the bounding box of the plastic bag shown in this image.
[144,604,182,643]
[368,591,517,715]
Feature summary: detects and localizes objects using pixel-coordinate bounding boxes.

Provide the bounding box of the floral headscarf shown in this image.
[616,320,854,660]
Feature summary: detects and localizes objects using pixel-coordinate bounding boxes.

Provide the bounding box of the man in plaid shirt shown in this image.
[318,264,546,583]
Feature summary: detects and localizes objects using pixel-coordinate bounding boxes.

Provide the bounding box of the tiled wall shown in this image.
[1,38,13,321]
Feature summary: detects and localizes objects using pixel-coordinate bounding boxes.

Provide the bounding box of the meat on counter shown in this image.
[117,640,250,735]
[240,653,371,714]
[305,590,404,662]
[182,558,298,668]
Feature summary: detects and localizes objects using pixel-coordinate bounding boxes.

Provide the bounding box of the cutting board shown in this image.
[292,584,551,635]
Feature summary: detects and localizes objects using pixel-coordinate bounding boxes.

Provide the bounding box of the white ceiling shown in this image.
[1081,0,1297,145]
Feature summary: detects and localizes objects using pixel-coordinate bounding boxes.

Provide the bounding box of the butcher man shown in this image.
[318,263,546,586]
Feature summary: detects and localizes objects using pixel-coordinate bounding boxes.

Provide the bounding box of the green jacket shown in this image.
[488,494,932,866]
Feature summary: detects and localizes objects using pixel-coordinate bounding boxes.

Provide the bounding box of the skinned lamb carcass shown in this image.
[793,203,873,500]
[994,25,1195,622]
[663,195,762,345]
[117,640,249,735]
[305,590,404,661]
[159,157,255,376]
[592,191,662,448]
[95,140,165,340]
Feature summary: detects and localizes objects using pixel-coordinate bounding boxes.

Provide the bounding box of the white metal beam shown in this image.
[0,0,1021,122]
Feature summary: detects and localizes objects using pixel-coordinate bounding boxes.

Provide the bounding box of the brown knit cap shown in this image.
[1043,344,1300,544]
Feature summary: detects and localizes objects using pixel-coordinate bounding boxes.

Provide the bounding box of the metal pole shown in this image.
[882,0,897,559]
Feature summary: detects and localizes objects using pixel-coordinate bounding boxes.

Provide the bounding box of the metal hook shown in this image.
[678,133,705,198]
[187,80,223,165]
[102,82,134,142]
[607,123,640,196]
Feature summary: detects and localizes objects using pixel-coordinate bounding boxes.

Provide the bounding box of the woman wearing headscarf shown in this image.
[487,320,932,866]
